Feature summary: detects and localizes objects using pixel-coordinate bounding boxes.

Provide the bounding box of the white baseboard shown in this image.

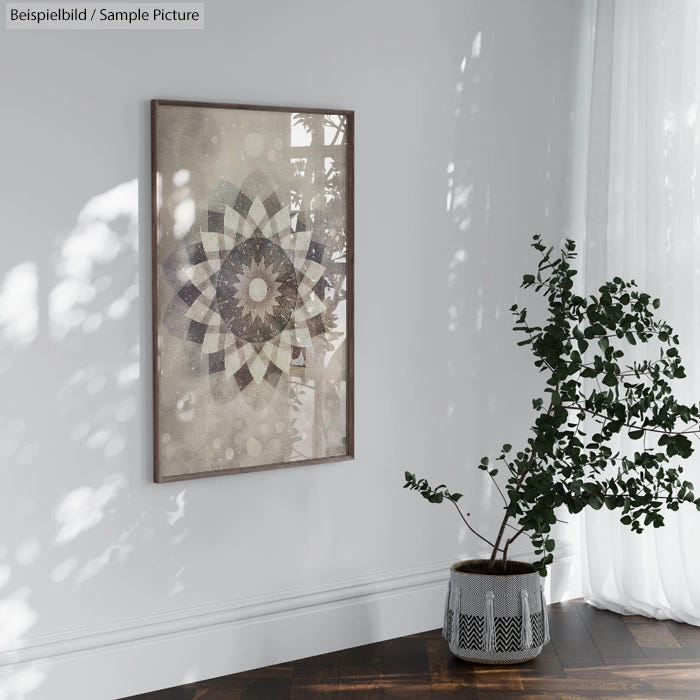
[0,545,580,700]
[0,560,452,700]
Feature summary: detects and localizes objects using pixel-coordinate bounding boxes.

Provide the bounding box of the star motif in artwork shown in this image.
[232,258,283,324]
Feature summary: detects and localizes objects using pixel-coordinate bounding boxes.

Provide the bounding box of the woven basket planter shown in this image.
[443,559,550,664]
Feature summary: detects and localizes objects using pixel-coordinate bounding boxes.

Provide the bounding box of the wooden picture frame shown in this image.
[151,100,354,482]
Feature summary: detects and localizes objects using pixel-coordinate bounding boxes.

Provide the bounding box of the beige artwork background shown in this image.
[153,103,351,480]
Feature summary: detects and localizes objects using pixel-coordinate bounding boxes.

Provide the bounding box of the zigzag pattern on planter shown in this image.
[531,608,546,646]
[459,614,484,649]
[447,611,546,652]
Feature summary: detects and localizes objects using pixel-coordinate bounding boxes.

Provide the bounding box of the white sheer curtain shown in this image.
[571,0,700,624]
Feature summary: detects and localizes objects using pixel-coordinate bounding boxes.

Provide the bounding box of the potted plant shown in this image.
[405,236,700,664]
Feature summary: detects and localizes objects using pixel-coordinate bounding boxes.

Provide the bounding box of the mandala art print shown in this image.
[151,101,353,481]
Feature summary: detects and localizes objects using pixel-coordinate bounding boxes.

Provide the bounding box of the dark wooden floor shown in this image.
[123,600,700,699]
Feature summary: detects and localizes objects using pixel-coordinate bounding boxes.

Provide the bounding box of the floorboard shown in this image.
[577,601,644,659]
[547,601,605,668]
[121,600,700,700]
[624,616,682,649]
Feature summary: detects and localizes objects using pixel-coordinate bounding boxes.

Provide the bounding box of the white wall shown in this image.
[0,1,584,697]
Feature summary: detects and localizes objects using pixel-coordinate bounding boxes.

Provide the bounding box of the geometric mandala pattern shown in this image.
[163,170,329,395]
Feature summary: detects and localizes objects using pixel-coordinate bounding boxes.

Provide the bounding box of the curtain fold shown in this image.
[573,0,700,624]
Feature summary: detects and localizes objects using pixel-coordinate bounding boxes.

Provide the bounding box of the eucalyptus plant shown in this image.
[404,236,700,575]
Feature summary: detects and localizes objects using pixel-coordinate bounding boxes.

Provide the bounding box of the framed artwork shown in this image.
[151,100,353,482]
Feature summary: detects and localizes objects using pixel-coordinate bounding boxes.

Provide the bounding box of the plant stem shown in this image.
[565,403,700,435]
[501,540,510,570]
[489,473,508,505]
[489,513,511,569]
[448,499,503,552]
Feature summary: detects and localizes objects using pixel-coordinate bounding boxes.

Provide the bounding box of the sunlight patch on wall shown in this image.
[107,284,138,320]
[181,667,199,685]
[475,285,484,331]
[166,490,186,526]
[54,474,125,545]
[49,179,138,340]
[0,594,37,650]
[51,558,77,584]
[453,183,473,212]
[170,530,188,546]
[0,664,46,700]
[448,249,467,287]
[448,304,459,333]
[0,420,39,473]
[472,31,482,58]
[170,565,186,596]
[117,362,140,388]
[61,364,132,459]
[14,540,40,568]
[74,540,134,586]
[0,262,38,350]
[686,101,697,129]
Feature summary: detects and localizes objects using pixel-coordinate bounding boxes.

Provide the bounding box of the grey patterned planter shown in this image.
[443,559,550,664]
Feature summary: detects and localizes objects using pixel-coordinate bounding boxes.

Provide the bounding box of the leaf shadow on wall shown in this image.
[441,2,581,597]
[0,178,191,699]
